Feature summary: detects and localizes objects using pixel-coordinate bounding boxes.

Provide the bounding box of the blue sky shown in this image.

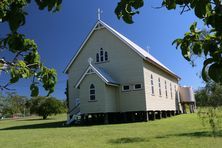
[0,1,205,99]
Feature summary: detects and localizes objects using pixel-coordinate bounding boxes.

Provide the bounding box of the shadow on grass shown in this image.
[17,118,53,121]
[174,131,222,138]
[155,130,222,139]
[155,135,169,139]
[108,137,149,144]
[0,121,67,130]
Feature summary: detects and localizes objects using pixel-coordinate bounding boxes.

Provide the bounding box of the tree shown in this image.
[30,96,66,119]
[0,93,5,114]
[0,0,62,96]
[0,92,27,117]
[115,0,222,84]
[195,81,222,107]
[195,81,222,136]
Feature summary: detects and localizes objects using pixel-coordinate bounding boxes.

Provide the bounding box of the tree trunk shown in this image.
[43,115,47,120]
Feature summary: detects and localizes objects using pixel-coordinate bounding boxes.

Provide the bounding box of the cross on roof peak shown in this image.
[97,8,103,20]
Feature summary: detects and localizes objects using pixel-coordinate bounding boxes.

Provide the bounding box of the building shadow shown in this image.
[108,137,149,144]
[173,131,222,137]
[17,118,54,121]
[0,121,67,130]
[154,130,222,139]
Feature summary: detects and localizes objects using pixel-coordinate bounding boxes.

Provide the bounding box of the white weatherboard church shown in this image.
[64,15,195,124]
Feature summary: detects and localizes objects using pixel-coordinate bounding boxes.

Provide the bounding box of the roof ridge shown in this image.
[75,64,119,88]
[64,20,180,79]
[98,20,179,79]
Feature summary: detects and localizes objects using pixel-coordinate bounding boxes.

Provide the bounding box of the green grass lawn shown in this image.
[0,114,221,148]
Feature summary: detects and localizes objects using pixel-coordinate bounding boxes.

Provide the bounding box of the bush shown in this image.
[30,96,66,119]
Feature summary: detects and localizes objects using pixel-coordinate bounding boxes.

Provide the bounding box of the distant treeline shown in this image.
[0,92,67,119]
[195,81,222,107]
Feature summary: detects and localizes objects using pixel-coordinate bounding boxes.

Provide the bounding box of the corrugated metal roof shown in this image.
[94,66,119,85]
[99,21,180,79]
[75,64,119,88]
[64,20,180,79]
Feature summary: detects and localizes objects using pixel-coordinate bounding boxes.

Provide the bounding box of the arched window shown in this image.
[90,84,95,101]
[105,51,108,61]
[96,48,108,63]
[158,78,161,96]
[100,48,104,62]
[151,74,154,95]
[96,53,99,62]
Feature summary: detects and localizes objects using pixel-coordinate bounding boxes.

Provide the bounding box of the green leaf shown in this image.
[202,67,208,82]
[172,38,182,49]
[194,0,208,18]
[10,67,19,83]
[181,47,191,61]
[30,84,39,97]
[202,58,214,82]
[190,22,197,33]
[192,42,202,55]
[163,0,176,10]
[208,63,222,83]
[131,0,144,9]
[203,58,214,67]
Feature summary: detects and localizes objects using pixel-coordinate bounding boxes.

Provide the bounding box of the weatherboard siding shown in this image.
[79,74,106,113]
[105,85,118,112]
[143,61,179,111]
[79,73,118,113]
[68,27,146,113]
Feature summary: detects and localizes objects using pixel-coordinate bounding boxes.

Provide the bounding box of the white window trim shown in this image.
[122,85,131,92]
[165,80,168,98]
[158,78,162,97]
[170,83,173,99]
[89,84,96,101]
[95,48,109,63]
[133,83,143,91]
[151,74,155,95]
[95,60,110,64]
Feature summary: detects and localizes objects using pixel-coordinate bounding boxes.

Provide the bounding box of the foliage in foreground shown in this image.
[115,0,222,84]
[195,81,222,136]
[198,107,222,137]
[0,0,61,96]
[2,0,222,96]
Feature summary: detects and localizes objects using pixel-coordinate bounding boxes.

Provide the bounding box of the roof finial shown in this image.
[97,8,102,20]
[88,57,93,65]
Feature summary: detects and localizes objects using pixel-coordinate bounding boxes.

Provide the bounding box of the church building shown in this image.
[64,18,194,125]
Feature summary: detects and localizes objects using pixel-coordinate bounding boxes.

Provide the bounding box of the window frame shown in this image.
[105,51,108,61]
[95,48,109,63]
[174,85,177,99]
[100,48,104,62]
[165,80,168,98]
[170,83,173,99]
[122,85,130,92]
[158,78,162,97]
[151,74,155,95]
[96,53,99,62]
[133,83,143,90]
[89,84,96,101]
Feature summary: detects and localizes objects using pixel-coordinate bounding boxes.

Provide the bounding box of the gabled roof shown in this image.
[75,64,119,88]
[64,20,180,80]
